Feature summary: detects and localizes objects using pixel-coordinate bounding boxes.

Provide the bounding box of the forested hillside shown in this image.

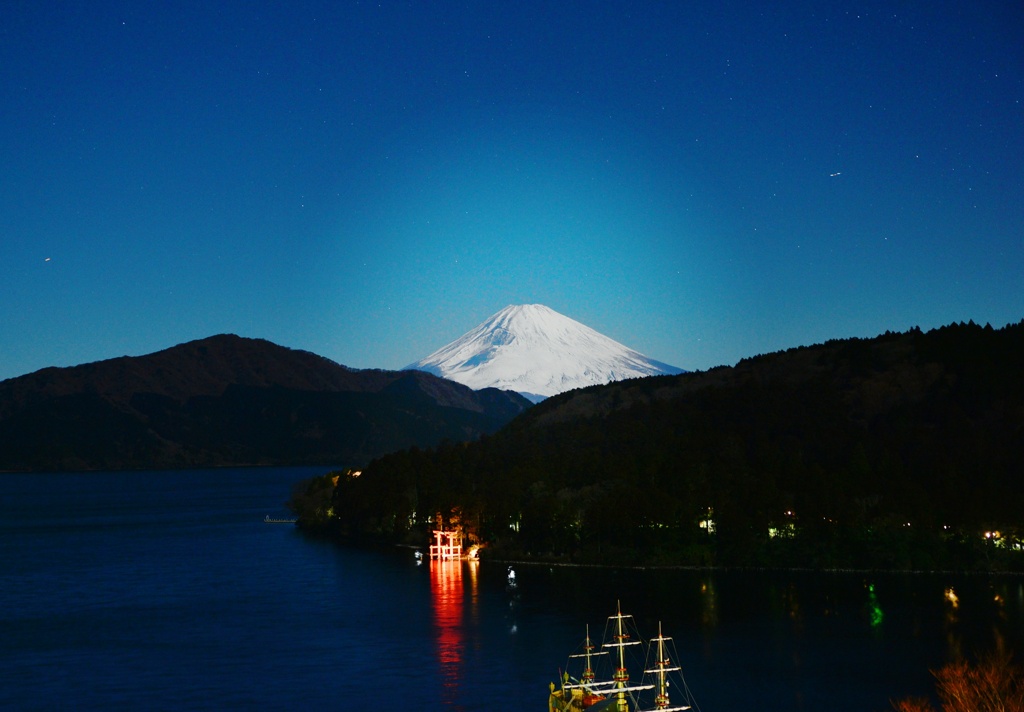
[303,321,1024,571]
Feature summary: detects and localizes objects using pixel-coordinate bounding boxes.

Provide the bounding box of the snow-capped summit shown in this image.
[405,304,684,402]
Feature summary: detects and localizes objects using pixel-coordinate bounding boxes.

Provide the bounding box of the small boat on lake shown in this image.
[264,515,297,523]
[548,603,700,712]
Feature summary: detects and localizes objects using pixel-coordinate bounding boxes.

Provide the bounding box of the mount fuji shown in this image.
[405,304,685,402]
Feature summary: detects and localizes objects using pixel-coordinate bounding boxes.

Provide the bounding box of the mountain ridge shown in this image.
[0,334,531,472]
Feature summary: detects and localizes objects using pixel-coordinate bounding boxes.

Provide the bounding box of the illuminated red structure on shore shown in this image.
[430,529,463,560]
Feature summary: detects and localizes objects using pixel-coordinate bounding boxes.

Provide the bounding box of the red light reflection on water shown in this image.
[430,559,478,704]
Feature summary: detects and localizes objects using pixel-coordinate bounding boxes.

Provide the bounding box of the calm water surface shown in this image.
[2,468,1022,710]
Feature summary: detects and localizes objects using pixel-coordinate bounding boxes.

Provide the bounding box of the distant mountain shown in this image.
[405,304,684,401]
[0,335,531,472]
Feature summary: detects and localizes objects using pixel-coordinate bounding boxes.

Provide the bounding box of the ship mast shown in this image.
[562,602,654,709]
[566,623,606,688]
[642,622,690,712]
[605,600,640,711]
[582,624,598,684]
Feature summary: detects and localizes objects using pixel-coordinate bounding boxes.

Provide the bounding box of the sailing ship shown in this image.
[548,602,700,712]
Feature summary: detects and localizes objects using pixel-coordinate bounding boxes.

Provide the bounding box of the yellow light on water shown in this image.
[944,588,959,608]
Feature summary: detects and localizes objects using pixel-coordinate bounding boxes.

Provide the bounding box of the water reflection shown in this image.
[865,582,884,628]
[699,576,717,628]
[944,585,962,659]
[507,567,520,634]
[429,559,478,704]
[992,582,1007,621]
[785,582,803,628]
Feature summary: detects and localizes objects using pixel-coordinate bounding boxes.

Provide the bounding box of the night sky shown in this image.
[3,1,1022,382]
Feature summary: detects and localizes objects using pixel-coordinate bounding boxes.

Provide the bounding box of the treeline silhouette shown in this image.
[296,320,1024,570]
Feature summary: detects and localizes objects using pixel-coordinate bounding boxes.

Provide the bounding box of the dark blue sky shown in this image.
[3,1,1022,381]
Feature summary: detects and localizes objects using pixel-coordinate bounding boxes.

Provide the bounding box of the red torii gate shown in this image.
[430,529,462,560]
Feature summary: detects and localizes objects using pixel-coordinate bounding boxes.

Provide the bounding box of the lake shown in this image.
[2,467,1022,710]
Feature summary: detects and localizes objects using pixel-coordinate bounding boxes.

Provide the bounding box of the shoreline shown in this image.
[391,543,1024,577]
[488,559,1024,576]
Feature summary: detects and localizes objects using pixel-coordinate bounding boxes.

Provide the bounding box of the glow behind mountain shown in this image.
[406,304,684,401]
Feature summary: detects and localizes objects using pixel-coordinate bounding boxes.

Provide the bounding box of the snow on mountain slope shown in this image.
[405,304,685,401]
